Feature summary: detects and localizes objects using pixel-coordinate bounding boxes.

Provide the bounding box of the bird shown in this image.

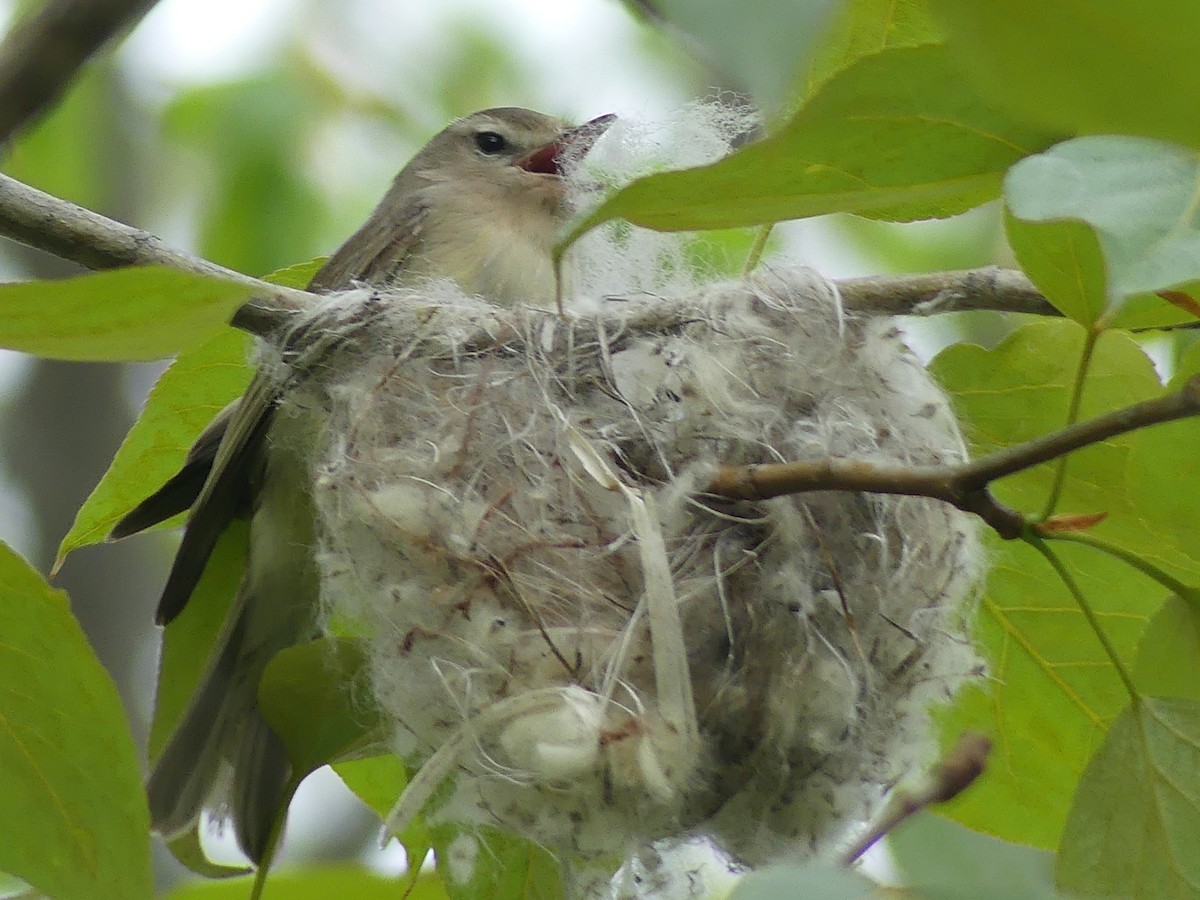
[111,107,615,865]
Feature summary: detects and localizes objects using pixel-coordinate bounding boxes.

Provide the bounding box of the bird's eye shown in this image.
[474,131,509,155]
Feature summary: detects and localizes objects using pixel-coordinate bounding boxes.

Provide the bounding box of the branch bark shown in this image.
[0,0,162,143]
[707,373,1200,538]
[0,165,1055,336]
[836,267,1056,317]
[0,171,309,331]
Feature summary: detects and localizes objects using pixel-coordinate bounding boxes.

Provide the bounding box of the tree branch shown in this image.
[0,171,308,331]
[0,162,1186,542]
[0,165,1054,331]
[840,732,992,866]
[0,0,162,143]
[706,373,1200,538]
[835,266,1057,317]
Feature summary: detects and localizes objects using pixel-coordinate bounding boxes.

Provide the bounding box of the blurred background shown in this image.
[0,0,1007,892]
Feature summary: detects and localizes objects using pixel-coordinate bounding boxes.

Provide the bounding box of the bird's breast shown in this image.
[417,177,563,307]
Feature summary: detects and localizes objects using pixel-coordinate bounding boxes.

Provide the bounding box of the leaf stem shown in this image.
[1027,536,1139,701]
[1046,530,1200,609]
[742,223,774,275]
[1041,327,1099,519]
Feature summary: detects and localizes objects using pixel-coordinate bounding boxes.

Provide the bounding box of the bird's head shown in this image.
[405,107,615,210]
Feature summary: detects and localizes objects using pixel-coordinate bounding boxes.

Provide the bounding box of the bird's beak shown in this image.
[515,113,616,176]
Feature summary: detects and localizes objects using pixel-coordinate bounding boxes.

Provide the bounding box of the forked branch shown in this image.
[707,374,1200,537]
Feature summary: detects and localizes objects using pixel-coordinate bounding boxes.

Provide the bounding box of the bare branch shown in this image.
[0,171,238,277]
[0,171,309,332]
[840,732,992,866]
[836,266,1057,317]
[0,0,161,142]
[0,159,1186,542]
[958,378,1200,487]
[0,163,1054,329]
[708,373,1200,537]
[707,458,1027,538]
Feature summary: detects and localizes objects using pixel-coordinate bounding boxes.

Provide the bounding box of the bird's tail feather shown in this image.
[146,611,247,839]
[146,607,293,865]
[231,715,292,864]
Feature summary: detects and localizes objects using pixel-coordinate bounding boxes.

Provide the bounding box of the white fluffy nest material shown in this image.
[267,267,984,887]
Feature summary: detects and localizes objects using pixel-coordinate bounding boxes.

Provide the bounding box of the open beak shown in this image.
[515,113,616,176]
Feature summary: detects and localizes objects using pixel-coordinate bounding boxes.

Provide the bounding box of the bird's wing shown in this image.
[109,399,240,540]
[306,194,431,292]
[151,369,280,625]
[118,195,431,625]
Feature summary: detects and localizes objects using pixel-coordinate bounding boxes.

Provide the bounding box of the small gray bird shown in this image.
[112,107,614,864]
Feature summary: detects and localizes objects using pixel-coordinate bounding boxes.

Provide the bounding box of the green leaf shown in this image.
[889,813,1059,899]
[333,754,409,821]
[646,0,839,113]
[1004,136,1200,323]
[833,203,1003,275]
[927,0,1200,149]
[57,328,253,563]
[1004,215,1107,327]
[262,256,326,289]
[0,542,152,900]
[163,864,449,899]
[164,829,249,880]
[60,257,309,564]
[334,754,432,888]
[1122,363,1200,581]
[429,826,564,900]
[937,321,1200,584]
[800,0,943,99]
[938,540,1153,849]
[0,266,256,362]
[1057,698,1200,897]
[1134,596,1200,701]
[930,321,1184,847]
[563,44,1057,242]
[258,637,385,776]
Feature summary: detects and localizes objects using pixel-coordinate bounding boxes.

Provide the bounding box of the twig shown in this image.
[0,0,161,143]
[0,165,1055,327]
[835,266,1057,317]
[840,732,992,866]
[707,457,1027,538]
[0,171,310,332]
[957,378,1200,487]
[707,373,1200,537]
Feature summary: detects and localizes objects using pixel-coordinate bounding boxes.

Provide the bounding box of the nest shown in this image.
[265,268,984,894]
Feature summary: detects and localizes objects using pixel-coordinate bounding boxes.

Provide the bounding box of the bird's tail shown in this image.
[146,605,292,865]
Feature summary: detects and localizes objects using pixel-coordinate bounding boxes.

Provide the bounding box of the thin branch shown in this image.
[840,732,992,866]
[836,266,1057,317]
[707,457,1027,538]
[0,159,1191,544]
[0,164,1056,327]
[957,377,1200,486]
[0,0,162,143]
[1027,537,1139,700]
[0,171,309,332]
[707,373,1200,537]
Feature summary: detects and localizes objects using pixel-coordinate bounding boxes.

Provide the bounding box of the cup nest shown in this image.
[264,267,985,894]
